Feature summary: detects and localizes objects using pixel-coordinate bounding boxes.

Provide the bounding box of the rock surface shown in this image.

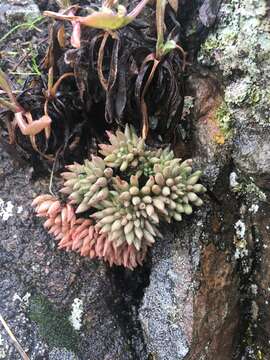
[251,203,270,357]
[0,147,139,359]
[139,118,240,360]
[0,0,40,26]
[139,0,270,359]
[233,125,270,190]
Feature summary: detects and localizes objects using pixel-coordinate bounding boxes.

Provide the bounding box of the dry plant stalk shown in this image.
[0,68,51,155]
[0,314,30,360]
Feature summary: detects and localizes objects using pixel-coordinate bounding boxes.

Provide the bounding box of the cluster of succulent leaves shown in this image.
[60,125,206,253]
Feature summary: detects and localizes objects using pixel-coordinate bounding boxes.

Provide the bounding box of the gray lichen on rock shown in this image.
[0,0,40,26]
[197,2,270,358]
[49,347,78,360]
[199,0,270,125]
[139,228,196,360]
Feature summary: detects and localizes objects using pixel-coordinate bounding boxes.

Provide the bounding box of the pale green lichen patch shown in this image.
[199,0,269,76]
[69,298,84,331]
[225,79,263,107]
[234,219,248,261]
[225,78,253,106]
[230,174,267,204]
[199,0,270,125]
[215,101,232,138]
[243,182,267,202]
[182,96,194,118]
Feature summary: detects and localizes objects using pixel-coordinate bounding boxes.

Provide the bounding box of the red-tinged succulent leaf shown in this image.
[128,0,151,19]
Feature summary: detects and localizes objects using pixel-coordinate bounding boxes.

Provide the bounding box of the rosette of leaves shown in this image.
[95,125,205,252]
[99,124,145,172]
[149,157,205,222]
[92,174,161,252]
[60,156,113,213]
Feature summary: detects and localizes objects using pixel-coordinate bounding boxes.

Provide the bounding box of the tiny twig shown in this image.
[0,314,30,360]
[9,72,41,76]
[97,32,110,91]
[11,51,29,72]
[49,147,62,196]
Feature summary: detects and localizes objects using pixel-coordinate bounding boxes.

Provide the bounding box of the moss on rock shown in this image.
[28,295,79,352]
[215,101,232,138]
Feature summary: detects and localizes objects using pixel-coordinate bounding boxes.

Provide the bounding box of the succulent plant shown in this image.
[99,125,146,172]
[32,194,148,269]
[149,157,205,222]
[33,125,206,269]
[32,194,96,255]
[60,156,113,213]
[44,0,151,32]
[44,0,151,51]
[92,174,160,252]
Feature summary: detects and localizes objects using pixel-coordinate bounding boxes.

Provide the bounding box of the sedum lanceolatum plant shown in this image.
[33,125,206,269]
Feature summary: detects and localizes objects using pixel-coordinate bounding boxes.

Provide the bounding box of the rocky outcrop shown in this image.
[0,0,269,359]
[233,126,270,190]
[139,215,241,360]
[139,0,270,358]
[139,68,240,359]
